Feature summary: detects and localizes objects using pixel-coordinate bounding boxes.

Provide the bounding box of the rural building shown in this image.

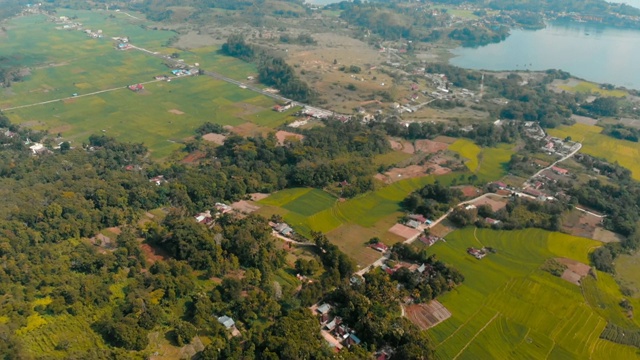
[273,222,294,236]
[551,166,569,175]
[195,210,214,225]
[485,217,501,225]
[325,316,341,331]
[128,83,144,92]
[346,333,361,347]
[408,214,428,224]
[273,101,293,112]
[29,143,49,155]
[467,247,486,260]
[154,75,168,80]
[419,235,440,247]
[149,175,166,186]
[406,220,421,229]
[214,202,233,215]
[370,242,389,253]
[217,315,236,330]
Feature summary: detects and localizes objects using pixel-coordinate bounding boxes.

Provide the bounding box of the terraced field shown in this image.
[448,139,513,182]
[428,228,640,359]
[548,123,640,181]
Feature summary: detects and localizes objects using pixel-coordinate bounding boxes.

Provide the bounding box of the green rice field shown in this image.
[0,11,292,159]
[428,228,640,359]
[448,139,513,182]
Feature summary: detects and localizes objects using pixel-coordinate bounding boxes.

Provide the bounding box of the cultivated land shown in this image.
[448,139,513,182]
[1,11,294,159]
[548,123,640,181]
[427,228,640,360]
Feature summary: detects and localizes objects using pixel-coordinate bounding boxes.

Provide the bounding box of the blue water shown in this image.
[449,22,640,90]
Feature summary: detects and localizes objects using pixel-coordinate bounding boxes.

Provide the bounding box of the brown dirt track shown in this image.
[405,300,451,330]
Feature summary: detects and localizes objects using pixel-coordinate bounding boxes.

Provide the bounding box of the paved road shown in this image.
[525,143,583,186]
[1,77,185,112]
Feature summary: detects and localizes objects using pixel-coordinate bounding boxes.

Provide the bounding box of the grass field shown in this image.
[1,12,293,160]
[559,81,628,98]
[427,228,640,359]
[448,139,513,182]
[548,123,640,181]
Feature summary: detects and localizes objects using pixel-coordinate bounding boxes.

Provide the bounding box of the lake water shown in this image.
[449,22,640,90]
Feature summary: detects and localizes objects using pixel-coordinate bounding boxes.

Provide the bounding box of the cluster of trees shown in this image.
[582,97,619,117]
[221,35,316,103]
[279,33,317,45]
[390,243,464,302]
[603,123,639,142]
[448,26,510,47]
[600,323,640,348]
[575,154,631,181]
[402,182,464,219]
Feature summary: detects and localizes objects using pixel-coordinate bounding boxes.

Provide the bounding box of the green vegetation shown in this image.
[448,139,513,182]
[0,12,294,159]
[428,228,639,359]
[559,81,628,98]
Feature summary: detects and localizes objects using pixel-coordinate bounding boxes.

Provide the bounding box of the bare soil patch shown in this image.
[389,139,415,154]
[593,228,624,243]
[432,135,458,144]
[571,114,598,126]
[377,164,451,184]
[405,300,451,330]
[230,122,272,137]
[562,209,604,239]
[556,257,592,285]
[231,200,260,214]
[139,240,169,264]
[455,186,481,198]
[470,194,507,212]
[430,220,455,238]
[202,133,227,145]
[388,223,421,240]
[249,193,269,201]
[181,150,206,164]
[168,109,184,115]
[414,139,449,153]
[275,130,305,145]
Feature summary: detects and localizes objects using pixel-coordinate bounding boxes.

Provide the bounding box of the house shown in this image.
[214,202,233,215]
[336,324,350,339]
[154,75,168,80]
[274,222,294,236]
[485,217,501,225]
[325,316,341,331]
[523,188,542,197]
[419,235,440,247]
[408,214,427,223]
[406,220,421,229]
[551,166,569,175]
[128,83,144,92]
[149,175,166,186]
[217,315,236,330]
[492,181,507,190]
[464,204,476,211]
[317,303,332,323]
[467,247,486,260]
[416,263,427,274]
[346,333,361,346]
[339,180,350,187]
[195,210,213,224]
[350,275,363,286]
[29,143,48,155]
[370,242,389,253]
[317,303,331,316]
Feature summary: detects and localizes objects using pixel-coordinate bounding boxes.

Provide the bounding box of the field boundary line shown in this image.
[473,227,484,247]
[587,317,605,359]
[452,311,500,360]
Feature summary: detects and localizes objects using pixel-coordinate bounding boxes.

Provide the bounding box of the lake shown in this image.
[449,22,640,90]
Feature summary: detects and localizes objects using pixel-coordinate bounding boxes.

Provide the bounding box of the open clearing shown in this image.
[405,301,452,330]
[552,79,628,98]
[275,130,305,145]
[1,12,294,159]
[469,194,507,212]
[428,228,640,360]
[548,123,640,181]
[388,223,421,240]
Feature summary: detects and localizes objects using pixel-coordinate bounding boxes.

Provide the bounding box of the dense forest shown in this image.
[0,110,456,358]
